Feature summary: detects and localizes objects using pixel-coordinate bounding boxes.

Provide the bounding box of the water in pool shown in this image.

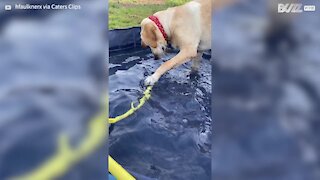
[109,48,212,180]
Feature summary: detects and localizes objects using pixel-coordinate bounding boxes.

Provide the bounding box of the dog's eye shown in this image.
[162,47,165,51]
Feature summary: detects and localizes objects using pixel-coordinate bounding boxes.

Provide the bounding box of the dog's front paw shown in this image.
[144,75,158,86]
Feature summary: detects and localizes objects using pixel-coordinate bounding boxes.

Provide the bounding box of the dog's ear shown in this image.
[144,23,157,48]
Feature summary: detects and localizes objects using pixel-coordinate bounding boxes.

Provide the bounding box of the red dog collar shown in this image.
[148,15,168,41]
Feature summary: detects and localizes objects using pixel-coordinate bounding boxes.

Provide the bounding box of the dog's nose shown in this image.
[154,54,160,60]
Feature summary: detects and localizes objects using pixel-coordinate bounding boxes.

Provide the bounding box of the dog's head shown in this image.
[140,18,167,60]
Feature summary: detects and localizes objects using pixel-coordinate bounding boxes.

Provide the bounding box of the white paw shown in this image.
[144,75,158,86]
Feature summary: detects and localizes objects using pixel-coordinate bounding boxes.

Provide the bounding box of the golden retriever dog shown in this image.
[140,0,233,86]
[141,0,211,86]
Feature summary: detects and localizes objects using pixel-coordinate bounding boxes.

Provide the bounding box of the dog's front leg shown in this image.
[191,52,203,73]
[145,48,197,86]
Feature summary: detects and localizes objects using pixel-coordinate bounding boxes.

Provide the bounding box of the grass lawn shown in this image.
[109,0,190,29]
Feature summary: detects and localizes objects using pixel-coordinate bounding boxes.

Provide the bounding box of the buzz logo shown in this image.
[278,3,303,13]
